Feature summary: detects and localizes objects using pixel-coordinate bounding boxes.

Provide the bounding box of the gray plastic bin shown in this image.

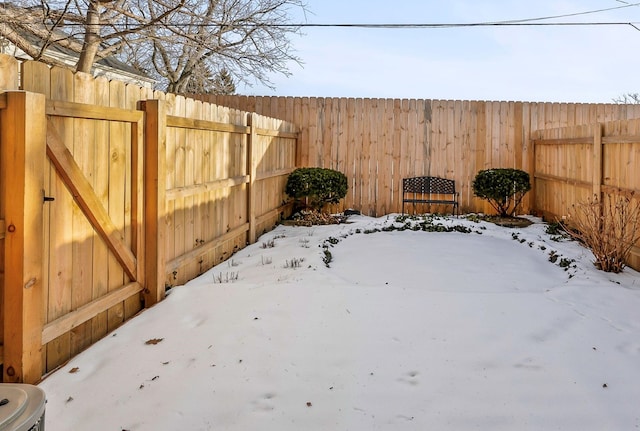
[0,384,45,431]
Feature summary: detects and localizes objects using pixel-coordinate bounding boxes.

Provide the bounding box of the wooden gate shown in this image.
[1,81,148,380]
[0,56,298,383]
[41,97,145,373]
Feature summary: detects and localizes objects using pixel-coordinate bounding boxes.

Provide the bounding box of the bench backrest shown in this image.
[403,176,456,194]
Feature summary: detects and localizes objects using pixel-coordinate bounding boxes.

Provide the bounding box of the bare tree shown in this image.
[0,0,306,92]
[131,0,305,93]
[613,93,640,104]
[0,0,182,71]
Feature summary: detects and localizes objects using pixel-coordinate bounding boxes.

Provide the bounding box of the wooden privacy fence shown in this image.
[532,120,640,269]
[2,53,640,383]
[0,55,298,383]
[158,100,298,288]
[201,95,640,216]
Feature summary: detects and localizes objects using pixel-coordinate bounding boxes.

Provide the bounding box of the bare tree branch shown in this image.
[613,93,640,104]
[0,0,307,91]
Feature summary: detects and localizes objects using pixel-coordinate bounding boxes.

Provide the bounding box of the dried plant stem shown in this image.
[565,194,640,273]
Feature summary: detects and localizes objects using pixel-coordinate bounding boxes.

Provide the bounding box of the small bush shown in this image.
[472,168,531,217]
[565,194,640,273]
[325,236,340,245]
[545,221,567,236]
[322,249,333,267]
[286,168,348,211]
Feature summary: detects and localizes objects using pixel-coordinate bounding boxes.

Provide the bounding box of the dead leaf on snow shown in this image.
[145,338,164,345]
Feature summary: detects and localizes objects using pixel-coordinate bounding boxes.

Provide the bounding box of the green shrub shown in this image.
[285,167,348,211]
[472,168,531,217]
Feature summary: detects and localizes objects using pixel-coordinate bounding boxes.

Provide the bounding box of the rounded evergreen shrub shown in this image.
[286,167,348,211]
[472,168,531,217]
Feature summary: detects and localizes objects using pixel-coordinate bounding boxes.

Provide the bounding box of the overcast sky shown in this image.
[240,0,640,103]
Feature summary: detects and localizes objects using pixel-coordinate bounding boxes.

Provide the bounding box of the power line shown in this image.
[18,21,640,29]
[489,1,640,24]
[271,22,640,29]
[277,1,640,29]
[5,1,640,32]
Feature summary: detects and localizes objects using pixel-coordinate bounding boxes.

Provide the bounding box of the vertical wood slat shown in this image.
[191,100,203,275]
[46,66,74,372]
[172,96,186,285]
[361,99,372,214]
[247,113,258,244]
[164,94,176,286]
[1,91,46,383]
[521,103,533,213]
[182,97,196,280]
[200,103,212,272]
[106,79,127,331]
[0,55,19,90]
[91,76,110,344]
[70,72,94,356]
[126,84,144,321]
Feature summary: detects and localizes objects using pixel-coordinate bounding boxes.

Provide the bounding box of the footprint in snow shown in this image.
[397,371,420,386]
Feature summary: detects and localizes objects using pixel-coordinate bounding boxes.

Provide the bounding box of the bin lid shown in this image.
[0,384,45,431]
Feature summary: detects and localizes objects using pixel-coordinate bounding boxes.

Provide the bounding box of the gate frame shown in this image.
[0,91,46,383]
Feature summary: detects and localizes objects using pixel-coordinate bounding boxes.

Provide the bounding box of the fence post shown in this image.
[295,125,303,169]
[529,130,540,215]
[247,113,258,244]
[0,91,46,383]
[592,123,603,199]
[140,100,167,306]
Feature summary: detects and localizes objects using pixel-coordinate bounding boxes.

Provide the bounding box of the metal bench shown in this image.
[402,176,459,216]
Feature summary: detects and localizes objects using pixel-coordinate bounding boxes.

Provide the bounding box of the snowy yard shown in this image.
[39,215,640,430]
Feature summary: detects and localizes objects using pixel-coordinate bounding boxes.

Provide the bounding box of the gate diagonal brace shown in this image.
[46,123,137,281]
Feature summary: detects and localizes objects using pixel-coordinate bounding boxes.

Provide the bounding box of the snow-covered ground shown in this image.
[39,214,640,431]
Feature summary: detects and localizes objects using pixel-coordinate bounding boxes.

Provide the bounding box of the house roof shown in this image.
[2,16,155,87]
